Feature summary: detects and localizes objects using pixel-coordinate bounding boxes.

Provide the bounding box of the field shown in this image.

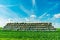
[0,28,60,40]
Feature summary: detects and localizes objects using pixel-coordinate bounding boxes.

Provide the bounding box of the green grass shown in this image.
[0,28,60,40]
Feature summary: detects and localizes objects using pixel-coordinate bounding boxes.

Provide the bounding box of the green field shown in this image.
[0,28,60,40]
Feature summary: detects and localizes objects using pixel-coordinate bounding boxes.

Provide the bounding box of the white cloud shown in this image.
[20,5,36,16]
[0,5,19,18]
[0,5,56,28]
[30,15,36,18]
[54,13,60,18]
[0,5,21,27]
[20,5,31,16]
[0,5,5,7]
[39,3,59,20]
[46,14,50,16]
[32,0,36,6]
[25,18,29,22]
[50,13,60,28]
[0,17,8,27]
[40,3,59,19]
[0,5,15,7]
[0,17,23,27]
[39,13,47,19]
[53,23,60,28]
[50,13,60,21]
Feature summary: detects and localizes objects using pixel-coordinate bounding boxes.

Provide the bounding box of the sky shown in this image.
[0,0,60,28]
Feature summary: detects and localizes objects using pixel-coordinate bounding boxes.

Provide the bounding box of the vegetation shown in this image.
[0,28,60,40]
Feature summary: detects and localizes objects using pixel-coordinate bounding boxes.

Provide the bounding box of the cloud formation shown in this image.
[0,5,15,7]
[0,5,20,27]
[32,0,36,6]
[30,15,36,18]
[54,13,60,18]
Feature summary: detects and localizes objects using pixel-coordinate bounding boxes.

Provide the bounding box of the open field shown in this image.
[0,28,60,40]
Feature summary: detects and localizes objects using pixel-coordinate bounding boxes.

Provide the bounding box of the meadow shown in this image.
[0,28,60,40]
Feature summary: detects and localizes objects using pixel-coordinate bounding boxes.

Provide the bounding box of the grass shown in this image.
[0,28,60,40]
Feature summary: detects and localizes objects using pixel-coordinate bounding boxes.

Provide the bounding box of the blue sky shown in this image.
[0,0,60,28]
